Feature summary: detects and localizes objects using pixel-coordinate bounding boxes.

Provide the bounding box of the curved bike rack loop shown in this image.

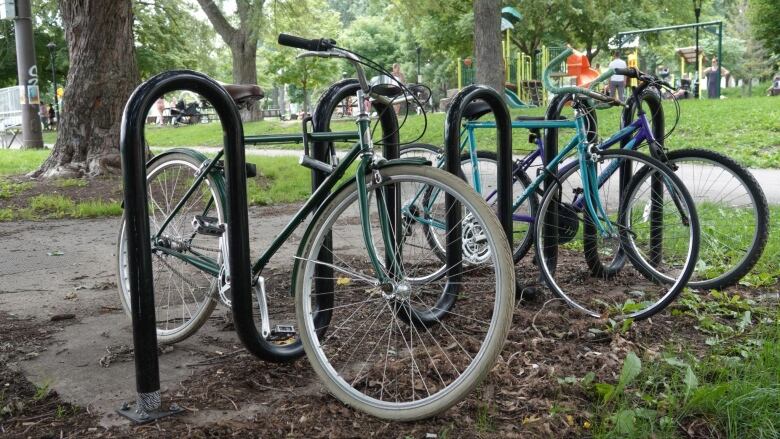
[622,91,666,265]
[119,70,251,422]
[444,85,513,286]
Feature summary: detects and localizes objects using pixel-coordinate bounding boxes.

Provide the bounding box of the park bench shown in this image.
[0,119,21,149]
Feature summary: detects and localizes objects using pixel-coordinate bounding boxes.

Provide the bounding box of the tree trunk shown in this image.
[473,0,505,93]
[31,0,138,178]
[228,31,262,121]
[196,0,263,121]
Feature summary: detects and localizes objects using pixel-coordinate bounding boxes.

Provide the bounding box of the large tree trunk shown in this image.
[196,0,263,121]
[31,0,138,178]
[228,33,262,121]
[473,0,505,93]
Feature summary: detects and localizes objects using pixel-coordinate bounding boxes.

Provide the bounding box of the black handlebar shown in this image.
[614,67,638,78]
[277,33,336,51]
[615,67,674,90]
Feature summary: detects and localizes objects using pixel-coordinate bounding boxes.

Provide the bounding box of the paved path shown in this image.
[0,204,309,427]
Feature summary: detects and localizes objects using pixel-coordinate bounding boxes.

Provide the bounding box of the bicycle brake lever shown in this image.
[296,51,336,60]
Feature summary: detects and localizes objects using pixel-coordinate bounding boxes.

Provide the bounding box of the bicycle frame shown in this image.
[461,101,658,231]
[150,96,401,284]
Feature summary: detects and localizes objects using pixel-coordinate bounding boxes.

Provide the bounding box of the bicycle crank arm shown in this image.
[253,277,271,339]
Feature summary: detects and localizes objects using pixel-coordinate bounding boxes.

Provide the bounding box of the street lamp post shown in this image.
[693,0,701,98]
[416,46,422,83]
[47,41,58,127]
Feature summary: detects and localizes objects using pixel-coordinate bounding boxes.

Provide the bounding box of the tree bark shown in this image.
[196,0,263,121]
[31,0,139,178]
[473,0,505,93]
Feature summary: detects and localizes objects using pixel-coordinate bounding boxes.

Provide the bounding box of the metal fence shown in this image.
[0,86,22,130]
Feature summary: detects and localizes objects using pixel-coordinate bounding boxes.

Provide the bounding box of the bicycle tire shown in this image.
[535,149,700,320]
[116,151,219,344]
[294,164,514,420]
[665,148,769,289]
[399,144,538,263]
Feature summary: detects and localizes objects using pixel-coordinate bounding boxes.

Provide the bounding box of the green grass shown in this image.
[112,96,780,169]
[0,149,51,176]
[586,283,779,439]
[18,194,122,220]
[29,95,780,169]
[0,180,32,199]
[52,178,87,188]
[245,156,313,206]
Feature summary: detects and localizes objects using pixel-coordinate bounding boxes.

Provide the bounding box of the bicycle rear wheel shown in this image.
[116,151,220,344]
[535,149,700,320]
[664,148,769,290]
[399,144,538,263]
[294,164,514,420]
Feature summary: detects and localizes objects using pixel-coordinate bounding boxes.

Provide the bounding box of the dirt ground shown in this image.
[0,200,776,438]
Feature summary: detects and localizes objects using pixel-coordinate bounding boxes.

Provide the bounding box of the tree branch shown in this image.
[195,0,236,43]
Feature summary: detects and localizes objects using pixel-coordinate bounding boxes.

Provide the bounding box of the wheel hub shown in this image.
[462,214,490,264]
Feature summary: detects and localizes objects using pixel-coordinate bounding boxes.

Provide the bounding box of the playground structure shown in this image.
[456,7,552,108]
[455,7,623,109]
[616,20,724,98]
[457,45,612,109]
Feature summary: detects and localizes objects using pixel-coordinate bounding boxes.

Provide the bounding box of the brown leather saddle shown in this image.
[223,84,264,106]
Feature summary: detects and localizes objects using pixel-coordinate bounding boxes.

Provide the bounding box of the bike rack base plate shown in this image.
[117,401,184,424]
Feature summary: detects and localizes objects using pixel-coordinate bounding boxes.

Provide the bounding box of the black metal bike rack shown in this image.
[622,92,666,265]
[444,85,513,250]
[119,70,251,423]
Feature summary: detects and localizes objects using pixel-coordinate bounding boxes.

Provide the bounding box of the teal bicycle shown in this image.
[116,34,515,420]
[405,48,702,320]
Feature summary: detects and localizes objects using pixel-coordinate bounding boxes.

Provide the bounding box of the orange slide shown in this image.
[566,50,600,87]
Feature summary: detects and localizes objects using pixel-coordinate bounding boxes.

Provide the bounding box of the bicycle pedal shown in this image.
[192,215,225,236]
[271,324,296,335]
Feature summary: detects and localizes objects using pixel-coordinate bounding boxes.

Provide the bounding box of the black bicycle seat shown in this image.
[462,100,492,121]
[372,83,403,98]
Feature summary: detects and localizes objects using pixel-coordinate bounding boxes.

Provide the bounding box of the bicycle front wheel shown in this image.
[294,164,515,420]
[536,149,700,320]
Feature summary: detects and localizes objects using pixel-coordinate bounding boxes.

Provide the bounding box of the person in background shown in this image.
[391,63,405,115]
[154,96,166,125]
[607,51,627,101]
[39,103,49,130]
[703,57,730,99]
[48,104,56,130]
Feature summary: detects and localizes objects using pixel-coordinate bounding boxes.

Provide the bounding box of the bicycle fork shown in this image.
[355,158,402,284]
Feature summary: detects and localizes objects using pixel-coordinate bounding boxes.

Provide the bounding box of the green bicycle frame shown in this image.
[151,113,399,284]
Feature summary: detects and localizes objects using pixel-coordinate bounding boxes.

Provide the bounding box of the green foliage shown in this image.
[133,1,220,79]
[589,323,780,439]
[749,0,780,56]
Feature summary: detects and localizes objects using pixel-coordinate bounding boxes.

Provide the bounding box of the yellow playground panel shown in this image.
[676,47,705,97]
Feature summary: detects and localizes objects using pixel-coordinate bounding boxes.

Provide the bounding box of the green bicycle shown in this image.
[117,34,515,420]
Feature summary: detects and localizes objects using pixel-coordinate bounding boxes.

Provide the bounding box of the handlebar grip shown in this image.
[613,67,638,78]
[277,33,336,51]
[588,68,615,90]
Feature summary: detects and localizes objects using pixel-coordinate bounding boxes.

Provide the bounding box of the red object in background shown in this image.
[463,57,473,68]
[567,50,600,87]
